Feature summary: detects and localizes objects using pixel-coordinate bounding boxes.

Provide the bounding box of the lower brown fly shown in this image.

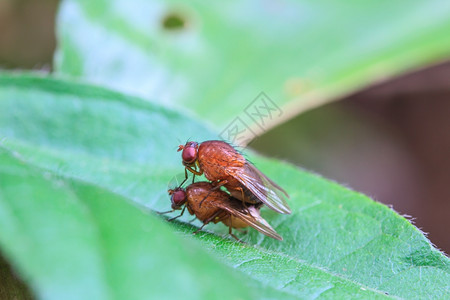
[164,181,282,241]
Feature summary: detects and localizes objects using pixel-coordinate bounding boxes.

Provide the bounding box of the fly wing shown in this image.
[229,163,291,214]
[216,201,283,241]
[167,172,194,190]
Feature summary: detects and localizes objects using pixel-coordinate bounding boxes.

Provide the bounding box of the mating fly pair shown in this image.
[164,140,291,241]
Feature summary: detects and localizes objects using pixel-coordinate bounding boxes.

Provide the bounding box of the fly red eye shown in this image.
[171,189,187,208]
[182,145,197,164]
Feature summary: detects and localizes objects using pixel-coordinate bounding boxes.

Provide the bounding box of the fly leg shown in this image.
[184,165,203,184]
[167,206,186,221]
[187,216,197,223]
[240,187,249,210]
[228,218,244,243]
[178,168,190,187]
[193,210,222,234]
[185,165,203,176]
[234,228,248,234]
[157,209,174,215]
[236,186,252,214]
[198,180,228,208]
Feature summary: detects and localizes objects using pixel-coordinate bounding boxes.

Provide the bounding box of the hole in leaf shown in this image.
[162,12,186,30]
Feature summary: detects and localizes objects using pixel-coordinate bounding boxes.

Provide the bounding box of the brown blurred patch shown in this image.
[0,252,34,300]
[0,0,58,70]
[347,62,450,254]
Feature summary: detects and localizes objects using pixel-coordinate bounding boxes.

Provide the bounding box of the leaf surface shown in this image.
[1,74,449,299]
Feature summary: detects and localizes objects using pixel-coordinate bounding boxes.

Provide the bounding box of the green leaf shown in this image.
[1,74,449,299]
[55,0,450,129]
[0,149,260,300]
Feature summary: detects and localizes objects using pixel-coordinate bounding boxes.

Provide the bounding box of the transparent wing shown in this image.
[167,172,193,190]
[216,202,283,241]
[229,163,291,214]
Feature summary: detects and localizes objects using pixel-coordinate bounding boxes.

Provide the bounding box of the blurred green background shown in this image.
[1,0,449,257]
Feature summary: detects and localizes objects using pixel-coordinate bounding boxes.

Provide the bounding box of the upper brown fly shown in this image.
[177,140,291,214]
